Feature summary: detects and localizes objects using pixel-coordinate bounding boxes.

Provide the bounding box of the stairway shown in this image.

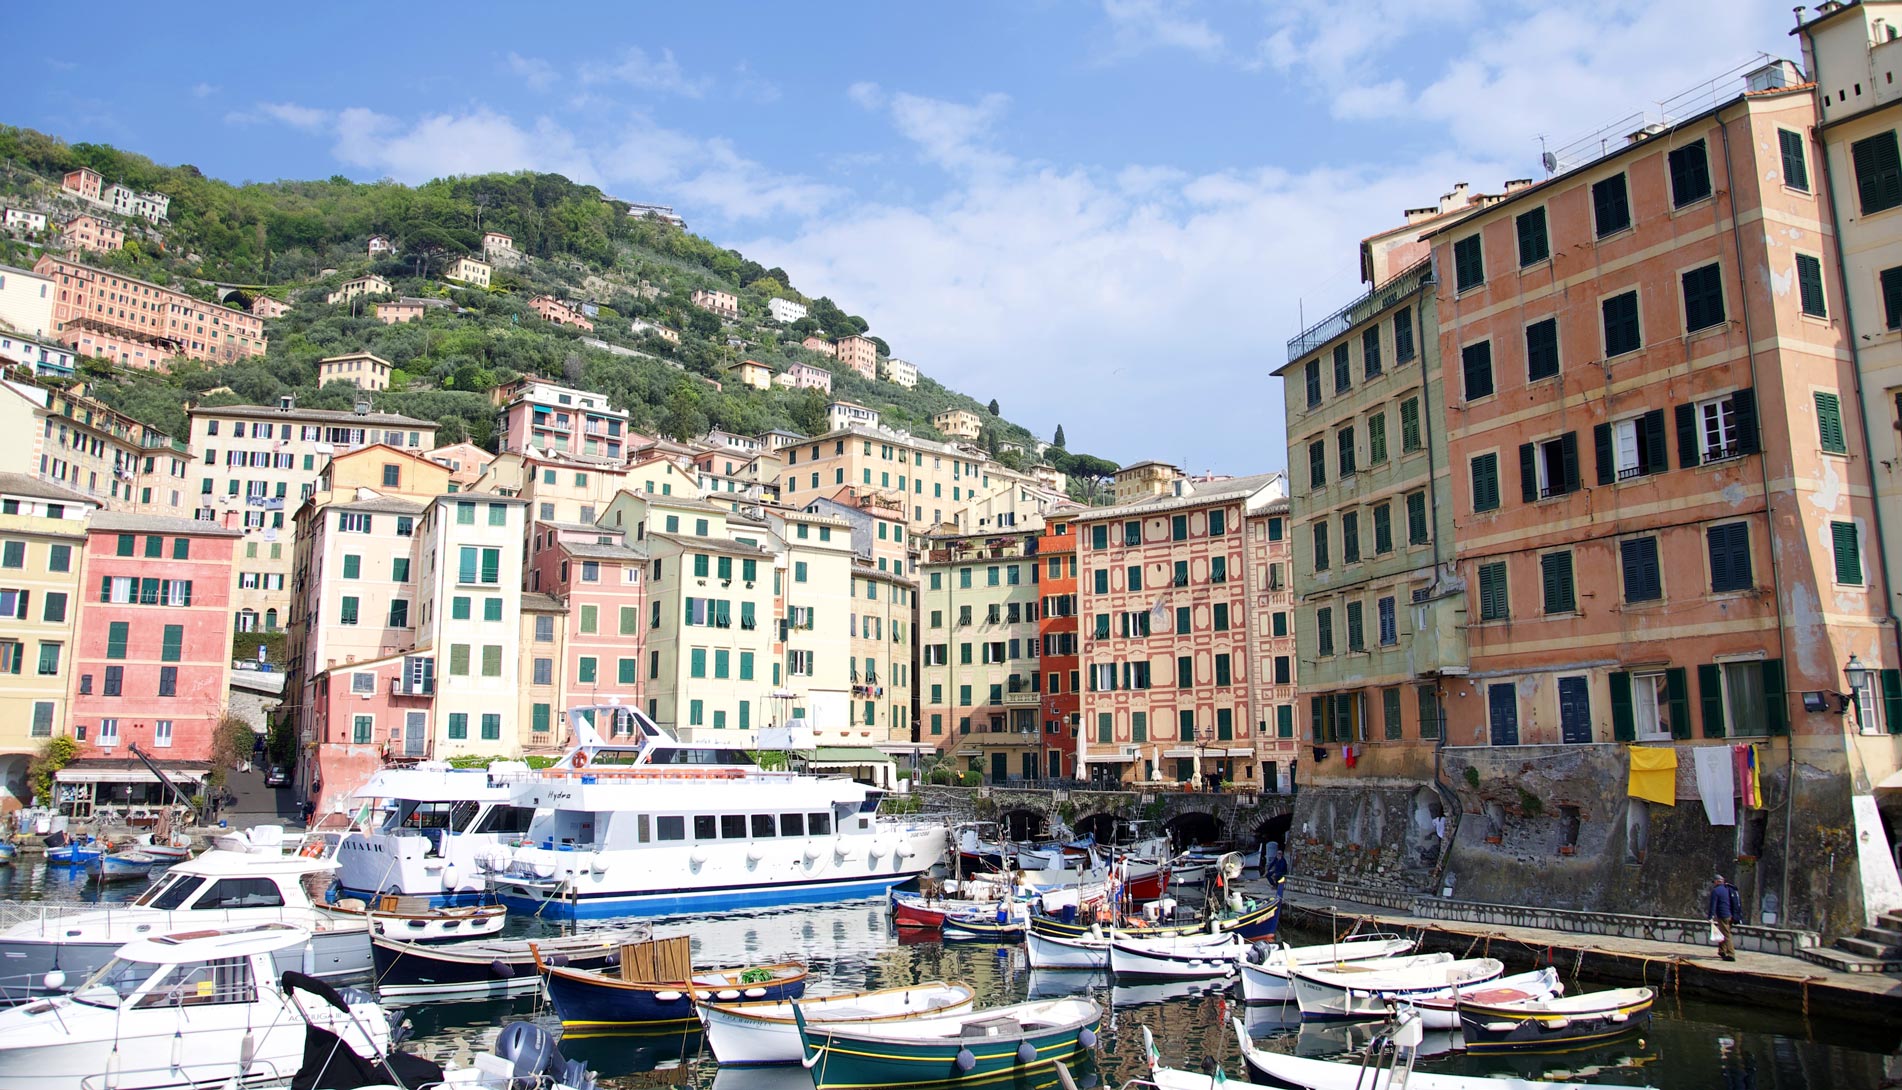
[1798,909,1902,973]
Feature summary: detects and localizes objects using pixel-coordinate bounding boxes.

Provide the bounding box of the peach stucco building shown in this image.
[34,255,267,369]
[62,215,122,254]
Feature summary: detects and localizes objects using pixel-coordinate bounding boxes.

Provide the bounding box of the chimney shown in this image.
[278,395,294,412]
[354,400,370,416]
[1626,122,1667,146]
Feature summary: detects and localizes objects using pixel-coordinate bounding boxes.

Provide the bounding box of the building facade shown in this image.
[492,379,629,462]
[917,528,1044,782]
[690,288,740,321]
[0,474,94,808]
[835,335,878,380]
[317,352,394,391]
[35,256,268,369]
[1037,511,1082,779]
[933,409,982,440]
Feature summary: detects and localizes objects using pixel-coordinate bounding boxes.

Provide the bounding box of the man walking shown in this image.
[1709,874,1743,961]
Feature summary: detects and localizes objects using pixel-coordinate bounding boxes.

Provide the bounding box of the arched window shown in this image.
[235,610,259,633]
[264,608,279,631]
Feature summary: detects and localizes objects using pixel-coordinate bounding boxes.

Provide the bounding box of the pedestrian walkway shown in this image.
[1248,881,1902,1029]
[218,762,300,832]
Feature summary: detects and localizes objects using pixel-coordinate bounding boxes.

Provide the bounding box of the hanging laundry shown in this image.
[1343,744,1358,769]
[1692,746,1736,825]
[1734,743,1764,809]
[1627,745,1678,806]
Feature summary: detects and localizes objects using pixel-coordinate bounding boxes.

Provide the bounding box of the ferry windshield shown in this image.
[647,748,755,766]
[71,957,166,1007]
[132,873,205,910]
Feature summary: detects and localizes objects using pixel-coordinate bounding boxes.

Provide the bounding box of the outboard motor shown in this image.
[1247,940,1271,965]
[494,1022,560,1082]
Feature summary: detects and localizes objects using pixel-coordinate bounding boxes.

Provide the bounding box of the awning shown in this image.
[1083,752,1135,762]
[57,767,208,785]
[806,747,895,766]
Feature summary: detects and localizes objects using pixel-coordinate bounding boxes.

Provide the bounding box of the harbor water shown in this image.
[1,862,1894,1089]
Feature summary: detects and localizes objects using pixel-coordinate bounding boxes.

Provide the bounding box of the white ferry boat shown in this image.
[334,761,536,904]
[482,706,947,919]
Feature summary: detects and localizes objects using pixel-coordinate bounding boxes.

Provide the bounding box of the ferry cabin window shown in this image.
[637,814,651,843]
[73,957,166,1006]
[809,812,831,836]
[136,958,256,1008]
[194,877,285,909]
[657,816,686,841]
[752,814,776,838]
[722,815,747,839]
[695,815,718,839]
[781,813,806,836]
[134,873,205,910]
[474,806,536,834]
[401,802,459,829]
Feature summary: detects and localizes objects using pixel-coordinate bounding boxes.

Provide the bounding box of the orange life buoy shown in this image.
[299,840,324,859]
[572,752,589,769]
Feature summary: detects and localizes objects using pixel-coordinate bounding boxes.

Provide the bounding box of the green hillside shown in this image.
[0,125,1117,488]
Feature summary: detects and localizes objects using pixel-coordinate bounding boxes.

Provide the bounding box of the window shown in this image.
[481,645,501,677]
[1337,426,1356,477]
[534,657,553,685]
[1700,659,1788,737]
[1453,234,1485,292]
[30,702,52,739]
[1215,653,1233,685]
[1592,173,1631,237]
[1399,398,1421,452]
[1597,410,1667,483]
[1477,561,1508,620]
[1341,512,1360,564]
[1470,453,1500,513]
[1523,433,1579,500]
[48,544,70,572]
[1816,391,1848,454]
[1778,128,1810,192]
[1833,521,1864,585]
[1344,602,1364,652]
[37,642,60,676]
[1418,685,1442,739]
[1315,607,1334,656]
[1516,207,1549,266]
[103,666,122,695]
[1883,266,1902,331]
[1312,521,1329,571]
[1708,522,1753,593]
[448,713,468,739]
[160,624,183,663]
[1333,343,1351,394]
[1541,551,1576,614]
[1681,389,1757,465]
[1462,341,1493,400]
[107,621,129,659]
[1795,254,1827,318]
[1406,491,1428,545]
[1668,140,1712,207]
[1377,596,1396,646]
[1372,503,1392,553]
[1851,131,1901,215]
[1308,440,1326,490]
[1681,263,1726,332]
[1602,290,1641,356]
[1304,358,1321,408]
[1394,307,1415,363]
[1524,318,1559,382]
[1621,536,1662,602]
[1362,326,1382,378]
[42,592,65,623]
[448,644,470,676]
[1368,413,1387,464]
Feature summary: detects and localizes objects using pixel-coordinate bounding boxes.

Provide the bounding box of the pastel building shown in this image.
[767,297,808,324]
[249,296,291,320]
[413,495,529,758]
[772,510,858,741]
[880,357,919,388]
[827,401,880,432]
[35,255,268,368]
[528,295,593,331]
[1241,493,1300,794]
[367,235,395,257]
[778,424,1037,533]
[933,409,982,440]
[1074,473,1283,789]
[1037,510,1082,778]
[721,359,772,391]
[492,378,628,461]
[444,256,491,288]
[3,209,48,236]
[66,513,240,768]
[0,474,94,808]
[802,336,838,357]
[690,288,740,320]
[0,378,190,516]
[850,566,915,745]
[61,215,122,254]
[325,275,391,306]
[835,335,878,380]
[425,443,494,491]
[317,352,394,391]
[527,521,648,739]
[917,528,1044,782]
[376,297,453,324]
[61,168,102,201]
[481,231,518,265]
[780,362,833,393]
[0,333,77,378]
[0,262,57,339]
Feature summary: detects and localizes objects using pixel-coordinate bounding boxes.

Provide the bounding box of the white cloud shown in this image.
[578,46,711,98]
[506,52,558,92]
[855,89,1014,177]
[1098,0,1223,62]
[227,101,331,130]
[190,82,218,99]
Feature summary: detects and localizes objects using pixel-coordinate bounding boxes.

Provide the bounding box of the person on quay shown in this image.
[1710,873,1743,961]
[1263,841,1289,894]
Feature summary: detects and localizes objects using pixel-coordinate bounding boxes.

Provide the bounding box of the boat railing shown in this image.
[0,898,105,930]
[82,1060,289,1090]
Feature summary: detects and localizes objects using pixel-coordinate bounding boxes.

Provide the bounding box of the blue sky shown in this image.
[14,0,1794,472]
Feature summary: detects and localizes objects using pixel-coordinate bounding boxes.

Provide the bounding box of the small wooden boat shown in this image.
[370,925,644,998]
[942,906,1026,941]
[1030,895,1278,941]
[1229,1014,1629,1090]
[1290,956,1504,1022]
[793,996,1100,1089]
[92,851,159,882]
[1458,986,1655,1051]
[1110,930,1244,978]
[700,981,977,1065]
[1238,936,1419,1003]
[0,842,17,865]
[137,838,191,863]
[1026,928,1108,971]
[1414,967,1562,1030]
[539,936,807,1035]
[43,842,103,866]
[330,897,508,943]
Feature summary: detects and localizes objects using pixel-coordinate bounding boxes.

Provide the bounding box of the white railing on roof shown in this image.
[1545,54,1778,176]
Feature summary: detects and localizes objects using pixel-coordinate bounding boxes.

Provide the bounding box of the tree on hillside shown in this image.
[1054,424,1066,448]
[789,390,828,437]
[1066,453,1120,481]
[869,336,891,357]
[659,381,709,441]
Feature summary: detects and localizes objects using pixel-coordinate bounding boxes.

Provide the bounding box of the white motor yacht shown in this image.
[0,836,371,1002]
[0,923,389,1090]
[334,761,536,904]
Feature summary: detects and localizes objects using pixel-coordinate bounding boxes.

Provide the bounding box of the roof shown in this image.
[90,512,243,536]
[1073,471,1285,522]
[805,747,895,765]
[318,351,393,365]
[0,472,94,506]
[648,531,774,558]
[329,496,429,516]
[635,492,727,513]
[192,403,437,428]
[563,541,646,562]
[520,591,566,612]
[116,923,314,965]
[852,564,917,587]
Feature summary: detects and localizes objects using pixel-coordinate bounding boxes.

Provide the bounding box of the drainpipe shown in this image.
[1717,115,1800,923]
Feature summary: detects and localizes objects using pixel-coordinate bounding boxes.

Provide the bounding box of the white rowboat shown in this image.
[1237,937,1419,1002]
[1290,956,1504,1022]
[1109,930,1244,979]
[699,981,976,1065]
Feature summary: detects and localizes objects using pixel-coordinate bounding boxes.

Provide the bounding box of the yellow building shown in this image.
[933,409,982,440]
[0,473,95,809]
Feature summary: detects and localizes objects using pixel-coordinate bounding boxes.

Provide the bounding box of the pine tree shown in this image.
[1053,424,1066,448]
[987,398,1000,415]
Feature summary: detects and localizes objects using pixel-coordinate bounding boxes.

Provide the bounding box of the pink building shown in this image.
[307,650,431,814]
[835,335,877,380]
[528,295,595,332]
[492,379,628,461]
[249,296,290,319]
[66,513,240,766]
[62,168,102,202]
[528,525,647,721]
[690,288,739,321]
[784,361,833,393]
[802,335,838,358]
[62,215,123,254]
[35,255,268,369]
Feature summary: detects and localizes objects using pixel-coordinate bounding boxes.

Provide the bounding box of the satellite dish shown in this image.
[1542,152,1559,175]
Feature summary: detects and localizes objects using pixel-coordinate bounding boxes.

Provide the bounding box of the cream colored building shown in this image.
[325,275,391,306]
[850,565,915,745]
[414,495,529,757]
[317,352,394,391]
[0,474,94,808]
[690,288,740,321]
[880,357,919,388]
[933,409,982,440]
[0,263,56,339]
[772,510,857,742]
[1111,460,1184,504]
[777,424,1039,534]
[722,359,773,391]
[445,257,492,288]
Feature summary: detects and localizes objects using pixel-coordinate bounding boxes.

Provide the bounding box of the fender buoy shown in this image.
[490,959,515,978]
[1078,1027,1098,1049]
[1016,1041,1037,1064]
[954,1048,977,1074]
[572,752,589,769]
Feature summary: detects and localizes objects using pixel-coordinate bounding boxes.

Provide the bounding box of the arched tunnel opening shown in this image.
[1163,812,1226,851]
[998,809,1046,841]
[1255,813,1293,856]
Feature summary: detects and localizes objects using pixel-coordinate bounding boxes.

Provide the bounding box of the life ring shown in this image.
[299,840,325,859]
[572,752,589,770]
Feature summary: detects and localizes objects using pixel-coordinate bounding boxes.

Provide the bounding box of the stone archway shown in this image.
[998,808,1047,841]
[1074,813,1133,844]
[1254,812,1293,853]
[1163,811,1225,851]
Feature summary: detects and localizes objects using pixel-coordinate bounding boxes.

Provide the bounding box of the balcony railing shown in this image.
[390,677,434,698]
[1002,691,1040,707]
[1285,256,1433,363]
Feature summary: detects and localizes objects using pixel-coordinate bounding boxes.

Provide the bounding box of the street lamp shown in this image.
[1845,653,1873,720]
[1194,722,1213,792]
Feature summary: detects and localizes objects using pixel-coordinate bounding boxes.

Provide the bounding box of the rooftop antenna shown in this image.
[1537,135,1556,176]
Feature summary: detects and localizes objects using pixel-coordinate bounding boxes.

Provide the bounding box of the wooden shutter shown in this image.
[1542,552,1573,613]
[1883,669,1902,735]
[1609,671,1635,741]
[1676,403,1700,468]
[1559,432,1580,494]
[1814,392,1846,454]
[1642,410,1668,473]
[1518,443,1537,503]
[1763,659,1789,735]
[1852,132,1902,212]
[1697,663,1723,739]
[1666,668,1691,740]
[1833,521,1862,584]
[1594,423,1614,485]
[1732,388,1759,455]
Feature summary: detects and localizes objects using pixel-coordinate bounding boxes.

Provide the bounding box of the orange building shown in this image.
[34,255,267,369]
[1037,509,1082,779]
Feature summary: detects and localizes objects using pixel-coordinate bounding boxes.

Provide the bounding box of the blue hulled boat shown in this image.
[793,995,1100,1090]
[538,948,806,1037]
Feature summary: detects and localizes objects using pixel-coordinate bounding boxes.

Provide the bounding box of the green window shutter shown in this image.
[1309,696,1324,742]
[483,598,503,622]
[1665,668,1691,740]
[448,713,467,739]
[342,555,360,579]
[1609,671,1634,741]
[1832,521,1863,585]
[1594,423,1614,485]
[160,625,183,663]
[532,704,550,734]
[1778,128,1809,191]
[451,597,470,621]
[1883,669,1902,735]
[480,548,500,583]
[144,535,162,558]
[690,648,706,678]
[458,547,477,584]
[1796,254,1827,317]
[1815,392,1846,454]
[1517,443,1537,504]
[1400,399,1420,451]
[618,658,637,684]
[481,646,501,676]
[580,605,597,633]
[116,534,134,557]
[1762,659,1789,736]
[578,657,596,683]
[1852,131,1902,214]
[107,621,129,660]
[1276,705,1293,738]
[1675,403,1700,468]
[620,607,637,635]
[450,644,469,675]
[1697,663,1723,739]
[1541,552,1574,613]
[172,538,189,560]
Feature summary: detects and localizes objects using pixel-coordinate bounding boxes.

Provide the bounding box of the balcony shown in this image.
[1002,690,1040,708]
[390,676,435,698]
